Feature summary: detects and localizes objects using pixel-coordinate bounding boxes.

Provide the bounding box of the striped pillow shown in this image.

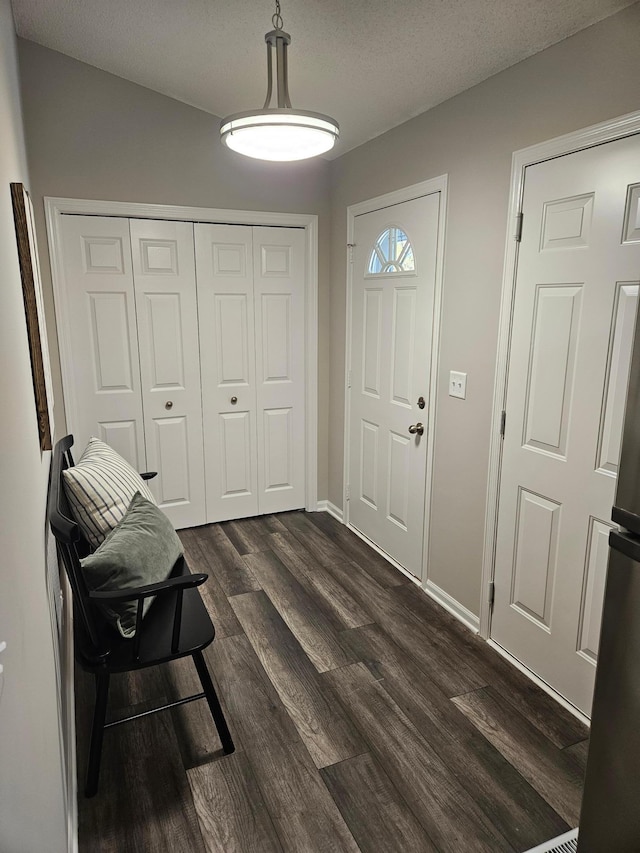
[62,437,157,549]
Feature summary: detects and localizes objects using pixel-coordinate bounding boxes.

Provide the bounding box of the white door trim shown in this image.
[45,197,319,512]
[481,108,640,641]
[343,175,448,583]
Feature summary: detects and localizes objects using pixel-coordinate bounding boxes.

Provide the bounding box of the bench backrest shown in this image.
[48,435,108,658]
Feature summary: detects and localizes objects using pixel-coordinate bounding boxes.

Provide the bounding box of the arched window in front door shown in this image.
[367,226,415,275]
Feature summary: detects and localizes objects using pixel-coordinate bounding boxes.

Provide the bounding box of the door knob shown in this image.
[165,401,173,410]
[230,396,238,405]
[408,423,424,436]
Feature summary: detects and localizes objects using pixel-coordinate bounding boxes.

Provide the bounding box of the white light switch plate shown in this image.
[449,371,467,399]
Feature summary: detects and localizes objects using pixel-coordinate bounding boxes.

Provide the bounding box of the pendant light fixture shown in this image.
[220,0,339,162]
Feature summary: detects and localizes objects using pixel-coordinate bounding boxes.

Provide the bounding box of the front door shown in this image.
[491,133,640,714]
[347,193,440,577]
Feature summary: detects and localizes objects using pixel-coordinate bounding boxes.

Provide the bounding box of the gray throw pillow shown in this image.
[80,492,183,638]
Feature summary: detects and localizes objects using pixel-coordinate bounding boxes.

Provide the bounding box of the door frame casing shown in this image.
[481,109,640,642]
[45,197,320,513]
[343,175,448,585]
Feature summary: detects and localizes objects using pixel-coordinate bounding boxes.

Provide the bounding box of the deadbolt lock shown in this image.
[417,396,425,409]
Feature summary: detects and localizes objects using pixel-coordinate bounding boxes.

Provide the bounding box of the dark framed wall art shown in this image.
[11,182,54,452]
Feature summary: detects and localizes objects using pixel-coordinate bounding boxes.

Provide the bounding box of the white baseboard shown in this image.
[488,639,591,727]
[317,507,480,631]
[423,579,480,634]
[316,500,343,522]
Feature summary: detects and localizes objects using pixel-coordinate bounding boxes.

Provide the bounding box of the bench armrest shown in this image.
[88,571,207,603]
[89,570,208,657]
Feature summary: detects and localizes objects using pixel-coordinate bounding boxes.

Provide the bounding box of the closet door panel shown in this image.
[59,215,146,469]
[130,219,206,529]
[195,224,259,522]
[253,227,306,513]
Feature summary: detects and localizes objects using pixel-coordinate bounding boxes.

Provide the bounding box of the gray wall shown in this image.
[329,3,640,615]
[17,4,640,623]
[0,2,67,849]
[17,39,332,498]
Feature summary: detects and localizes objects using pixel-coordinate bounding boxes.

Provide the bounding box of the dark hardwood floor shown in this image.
[76,511,589,852]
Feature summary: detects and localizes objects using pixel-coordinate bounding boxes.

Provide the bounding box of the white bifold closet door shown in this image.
[59,215,206,529]
[129,219,206,528]
[195,224,306,522]
[59,215,146,468]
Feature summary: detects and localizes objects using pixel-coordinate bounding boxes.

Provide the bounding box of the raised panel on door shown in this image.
[387,430,411,530]
[362,288,383,397]
[130,219,206,529]
[359,420,379,509]
[195,224,259,522]
[622,184,640,244]
[597,283,639,474]
[215,294,251,385]
[348,197,440,578]
[491,134,640,714]
[577,518,613,663]
[263,407,294,491]
[390,287,416,408]
[87,292,135,392]
[219,411,254,498]
[523,285,582,456]
[97,420,140,465]
[58,215,146,470]
[510,489,561,628]
[253,226,306,514]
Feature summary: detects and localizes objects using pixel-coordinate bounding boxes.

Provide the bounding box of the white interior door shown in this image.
[195,224,306,522]
[491,133,640,714]
[129,219,206,529]
[59,215,146,470]
[348,194,440,577]
[196,224,259,522]
[253,226,306,514]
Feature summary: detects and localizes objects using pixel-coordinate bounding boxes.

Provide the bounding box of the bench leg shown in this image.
[192,650,235,754]
[85,670,110,798]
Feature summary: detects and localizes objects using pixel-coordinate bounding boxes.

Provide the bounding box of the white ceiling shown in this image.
[12,0,636,158]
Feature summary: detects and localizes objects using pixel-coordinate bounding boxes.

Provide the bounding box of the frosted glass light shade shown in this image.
[220,110,339,161]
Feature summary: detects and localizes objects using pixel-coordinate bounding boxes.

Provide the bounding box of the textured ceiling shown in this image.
[12,0,636,157]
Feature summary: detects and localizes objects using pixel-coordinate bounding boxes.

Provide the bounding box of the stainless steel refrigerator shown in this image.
[578,299,640,852]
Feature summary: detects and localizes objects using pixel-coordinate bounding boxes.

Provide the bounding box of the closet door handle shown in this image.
[230,396,238,405]
[165,401,173,410]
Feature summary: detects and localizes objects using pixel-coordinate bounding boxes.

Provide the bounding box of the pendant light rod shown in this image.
[263,29,292,109]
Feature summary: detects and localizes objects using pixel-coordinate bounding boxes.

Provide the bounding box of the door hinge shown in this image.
[346,484,351,501]
[347,242,356,263]
[488,581,495,609]
[500,409,506,438]
[347,370,352,389]
[515,212,524,242]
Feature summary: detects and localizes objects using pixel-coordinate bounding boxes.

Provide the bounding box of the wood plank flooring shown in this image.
[76,511,589,853]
